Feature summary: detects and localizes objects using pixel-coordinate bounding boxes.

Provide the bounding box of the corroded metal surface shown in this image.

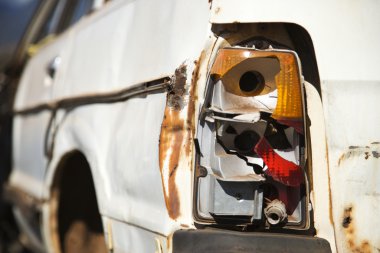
[338,145,380,166]
[342,206,372,253]
[336,144,380,253]
[322,81,380,253]
[159,64,187,219]
[159,63,193,219]
[159,52,205,220]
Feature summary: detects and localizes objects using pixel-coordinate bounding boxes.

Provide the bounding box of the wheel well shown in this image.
[50,151,107,253]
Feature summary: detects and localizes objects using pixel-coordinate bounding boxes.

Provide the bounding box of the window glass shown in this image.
[70,0,94,26]
[57,0,94,34]
[34,0,93,43]
[0,0,41,69]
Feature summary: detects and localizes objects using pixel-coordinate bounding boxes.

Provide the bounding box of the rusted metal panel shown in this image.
[322,81,380,253]
[159,51,206,220]
[342,206,373,253]
[159,63,190,219]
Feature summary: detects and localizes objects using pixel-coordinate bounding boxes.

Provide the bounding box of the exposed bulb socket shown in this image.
[264,199,287,225]
[233,130,260,153]
[239,71,264,93]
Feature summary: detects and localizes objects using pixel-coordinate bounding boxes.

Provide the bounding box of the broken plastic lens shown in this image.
[255,138,304,186]
[210,48,305,186]
[210,48,303,122]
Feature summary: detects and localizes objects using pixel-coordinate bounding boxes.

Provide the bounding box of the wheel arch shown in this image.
[45,149,107,253]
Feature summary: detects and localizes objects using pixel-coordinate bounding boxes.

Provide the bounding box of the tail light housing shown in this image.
[195,47,308,229]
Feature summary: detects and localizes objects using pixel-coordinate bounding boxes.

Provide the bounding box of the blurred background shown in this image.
[1,2,40,252]
[0,1,94,252]
[0,0,40,71]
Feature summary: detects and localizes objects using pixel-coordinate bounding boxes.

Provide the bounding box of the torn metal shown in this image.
[159,60,199,220]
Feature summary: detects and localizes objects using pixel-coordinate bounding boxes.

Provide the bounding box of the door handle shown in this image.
[47,56,61,79]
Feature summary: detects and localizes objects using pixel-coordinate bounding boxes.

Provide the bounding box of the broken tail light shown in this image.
[211,48,303,130]
[210,48,305,187]
[195,47,307,228]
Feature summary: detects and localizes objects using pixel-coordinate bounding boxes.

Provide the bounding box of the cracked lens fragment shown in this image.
[255,137,303,186]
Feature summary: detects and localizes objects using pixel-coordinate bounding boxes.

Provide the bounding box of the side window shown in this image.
[56,0,94,34]
[33,1,65,43]
[33,0,93,44]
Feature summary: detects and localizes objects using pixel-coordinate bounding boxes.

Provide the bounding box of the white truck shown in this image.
[4,0,380,252]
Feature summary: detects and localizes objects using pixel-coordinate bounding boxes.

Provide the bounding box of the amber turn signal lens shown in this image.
[210,48,303,121]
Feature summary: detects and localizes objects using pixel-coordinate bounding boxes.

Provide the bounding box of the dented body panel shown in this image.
[7,0,380,252]
[11,0,211,252]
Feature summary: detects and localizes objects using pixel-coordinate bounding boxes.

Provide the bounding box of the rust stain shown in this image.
[342,206,353,228]
[166,234,173,252]
[325,141,335,227]
[159,64,188,220]
[159,52,205,220]
[189,51,205,139]
[342,206,373,253]
[338,144,380,166]
[167,65,188,110]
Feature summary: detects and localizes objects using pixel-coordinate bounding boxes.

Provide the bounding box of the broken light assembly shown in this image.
[195,47,307,228]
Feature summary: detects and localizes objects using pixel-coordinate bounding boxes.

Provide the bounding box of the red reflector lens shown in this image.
[255,138,304,186]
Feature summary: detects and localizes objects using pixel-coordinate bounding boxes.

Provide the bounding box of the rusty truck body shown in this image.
[4,0,380,252]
